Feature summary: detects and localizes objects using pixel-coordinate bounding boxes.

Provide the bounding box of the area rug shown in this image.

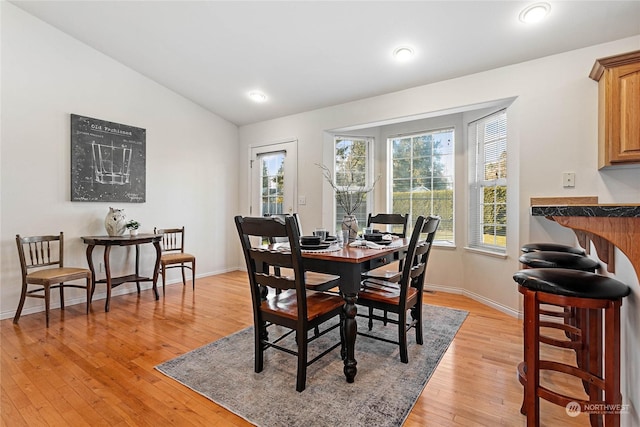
[156,304,468,427]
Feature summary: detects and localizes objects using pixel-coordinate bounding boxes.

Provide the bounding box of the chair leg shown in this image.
[399,309,408,363]
[191,260,196,290]
[411,304,423,345]
[368,307,374,330]
[161,265,166,295]
[181,263,187,286]
[296,327,308,392]
[13,283,28,324]
[255,321,265,373]
[59,283,65,310]
[44,285,51,328]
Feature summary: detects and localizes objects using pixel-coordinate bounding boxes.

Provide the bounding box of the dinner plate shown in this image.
[374,239,392,246]
[300,242,331,250]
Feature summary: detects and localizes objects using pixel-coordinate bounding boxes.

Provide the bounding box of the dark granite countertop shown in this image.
[531,204,640,218]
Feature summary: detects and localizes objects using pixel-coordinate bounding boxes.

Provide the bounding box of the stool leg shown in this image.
[587,308,603,427]
[604,301,621,427]
[524,289,540,427]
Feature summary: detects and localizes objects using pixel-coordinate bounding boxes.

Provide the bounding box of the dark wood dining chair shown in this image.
[362,213,409,283]
[356,215,440,363]
[235,215,345,392]
[367,213,409,238]
[361,213,409,324]
[14,232,91,328]
[153,227,196,295]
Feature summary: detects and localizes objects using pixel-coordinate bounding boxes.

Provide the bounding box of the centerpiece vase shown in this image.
[341,215,358,241]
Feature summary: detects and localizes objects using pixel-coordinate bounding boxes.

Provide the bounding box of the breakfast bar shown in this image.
[530,203,640,278]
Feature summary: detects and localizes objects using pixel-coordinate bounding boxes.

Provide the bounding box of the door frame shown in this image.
[248,138,298,217]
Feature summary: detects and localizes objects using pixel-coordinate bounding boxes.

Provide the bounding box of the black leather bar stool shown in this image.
[519,250,600,343]
[513,268,630,427]
[521,242,586,256]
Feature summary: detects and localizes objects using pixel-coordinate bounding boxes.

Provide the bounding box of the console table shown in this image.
[82,234,162,312]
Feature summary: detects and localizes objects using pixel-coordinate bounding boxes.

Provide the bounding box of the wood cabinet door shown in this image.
[605,61,640,165]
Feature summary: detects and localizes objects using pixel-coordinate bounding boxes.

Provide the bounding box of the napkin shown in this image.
[349,240,387,249]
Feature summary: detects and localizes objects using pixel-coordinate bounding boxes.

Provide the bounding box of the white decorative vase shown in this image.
[341,215,358,241]
[129,229,139,236]
[104,207,127,237]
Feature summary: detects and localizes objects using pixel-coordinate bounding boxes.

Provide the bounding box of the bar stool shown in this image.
[519,250,600,340]
[513,268,630,427]
[521,242,586,256]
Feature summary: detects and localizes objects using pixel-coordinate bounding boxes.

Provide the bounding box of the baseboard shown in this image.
[424,283,520,318]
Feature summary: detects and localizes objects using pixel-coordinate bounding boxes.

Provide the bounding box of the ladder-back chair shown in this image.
[356,215,440,363]
[235,215,345,392]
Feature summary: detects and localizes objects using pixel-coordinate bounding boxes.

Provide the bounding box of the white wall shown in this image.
[239,36,640,424]
[0,3,240,318]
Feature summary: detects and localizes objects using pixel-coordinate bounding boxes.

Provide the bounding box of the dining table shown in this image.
[301,238,409,383]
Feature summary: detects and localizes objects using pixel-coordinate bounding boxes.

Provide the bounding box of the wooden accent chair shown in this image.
[153,227,196,295]
[14,232,91,328]
[356,215,440,363]
[235,215,345,392]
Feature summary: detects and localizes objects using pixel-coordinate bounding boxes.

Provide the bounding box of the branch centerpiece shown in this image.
[317,163,379,240]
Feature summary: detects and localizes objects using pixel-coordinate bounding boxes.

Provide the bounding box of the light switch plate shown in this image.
[562,172,575,188]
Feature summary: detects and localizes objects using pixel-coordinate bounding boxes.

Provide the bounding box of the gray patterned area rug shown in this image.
[156,304,468,427]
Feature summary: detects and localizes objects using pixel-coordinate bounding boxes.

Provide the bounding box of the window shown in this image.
[333,136,374,232]
[468,110,507,253]
[389,128,455,243]
[258,152,285,216]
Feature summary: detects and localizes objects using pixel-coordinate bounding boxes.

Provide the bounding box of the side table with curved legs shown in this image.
[81,234,162,312]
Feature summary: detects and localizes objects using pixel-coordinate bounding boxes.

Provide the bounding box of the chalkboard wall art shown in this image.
[71,114,146,203]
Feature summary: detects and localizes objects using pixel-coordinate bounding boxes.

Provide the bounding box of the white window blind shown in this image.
[468,110,507,253]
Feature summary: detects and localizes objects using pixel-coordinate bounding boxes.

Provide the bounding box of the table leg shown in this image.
[342,292,358,383]
[151,241,161,300]
[85,244,96,301]
[103,246,112,312]
[134,244,141,294]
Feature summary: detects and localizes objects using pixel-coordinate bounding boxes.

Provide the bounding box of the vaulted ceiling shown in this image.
[11,1,640,126]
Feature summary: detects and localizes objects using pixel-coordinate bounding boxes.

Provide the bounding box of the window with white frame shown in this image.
[388,128,455,243]
[468,110,507,253]
[333,136,374,232]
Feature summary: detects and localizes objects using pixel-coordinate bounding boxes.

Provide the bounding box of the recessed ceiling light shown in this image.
[519,2,551,23]
[392,46,415,62]
[248,91,267,103]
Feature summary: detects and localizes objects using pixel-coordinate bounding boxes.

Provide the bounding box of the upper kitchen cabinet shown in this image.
[590,50,640,169]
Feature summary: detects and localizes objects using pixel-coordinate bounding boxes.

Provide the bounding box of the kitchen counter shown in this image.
[531,204,640,218]
[531,201,640,278]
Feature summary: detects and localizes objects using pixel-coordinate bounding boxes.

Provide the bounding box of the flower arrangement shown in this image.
[317,163,379,216]
[125,220,140,230]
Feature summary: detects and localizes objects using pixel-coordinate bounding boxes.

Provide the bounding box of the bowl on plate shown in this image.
[364,233,384,242]
[300,235,322,245]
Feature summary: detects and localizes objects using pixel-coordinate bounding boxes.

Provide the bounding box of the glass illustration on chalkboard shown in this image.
[71,114,146,203]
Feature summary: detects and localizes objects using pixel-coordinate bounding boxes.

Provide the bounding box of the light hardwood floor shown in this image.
[1,271,590,426]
